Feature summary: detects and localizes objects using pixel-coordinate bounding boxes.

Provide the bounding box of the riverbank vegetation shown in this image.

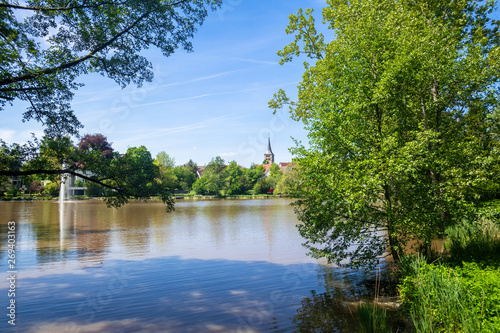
[1,137,298,203]
[398,214,500,332]
[271,0,500,330]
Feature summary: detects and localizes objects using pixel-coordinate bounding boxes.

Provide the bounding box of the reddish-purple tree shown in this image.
[78,134,114,159]
[28,181,45,194]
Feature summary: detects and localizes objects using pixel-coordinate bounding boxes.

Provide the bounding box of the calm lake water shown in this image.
[0,199,379,332]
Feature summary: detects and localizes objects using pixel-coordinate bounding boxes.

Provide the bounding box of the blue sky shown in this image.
[3,0,328,167]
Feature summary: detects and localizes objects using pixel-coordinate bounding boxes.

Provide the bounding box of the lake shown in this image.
[0,199,379,332]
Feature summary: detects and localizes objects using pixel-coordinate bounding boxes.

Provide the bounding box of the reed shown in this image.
[411,267,481,332]
[357,302,388,333]
[444,219,500,262]
[399,256,486,333]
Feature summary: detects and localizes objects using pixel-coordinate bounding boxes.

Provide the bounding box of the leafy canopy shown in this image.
[0,0,222,136]
[270,0,500,268]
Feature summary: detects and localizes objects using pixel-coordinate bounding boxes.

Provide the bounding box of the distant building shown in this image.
[263,163,272,177]
[196,166,205,178]
[279,162,295,173]
[261,137,295,177]
[264,135,274,165]
[66,173,87,196]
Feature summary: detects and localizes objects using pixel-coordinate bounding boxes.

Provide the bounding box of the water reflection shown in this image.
[4,257,376,333]
[0,200,384,332]
[292,267,375,333]
[293,290,358,332]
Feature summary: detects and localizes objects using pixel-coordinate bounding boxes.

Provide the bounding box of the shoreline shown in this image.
[0,194,290,203]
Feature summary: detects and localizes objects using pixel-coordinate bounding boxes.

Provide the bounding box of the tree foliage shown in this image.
[192,156,227,195]
[274,164,300,196]
[253,177,270,194]
[173,165,197,190]
[0,136,173,209]
[116,146,172,208]
[79,134,113,159]
[270,0,500,268]
[154,151,177,190]
[28,180,44,193]
[226,160,243,195]
[267,163,283,189]
[155,151,176,169]
[0,0,222,136]
[191,159,268,195]
[184,159,198,175]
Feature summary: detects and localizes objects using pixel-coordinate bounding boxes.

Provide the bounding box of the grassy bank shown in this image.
[397,218,500,332]
[172,194,280,200]
[0,193,287,203]
[0,195,58,201]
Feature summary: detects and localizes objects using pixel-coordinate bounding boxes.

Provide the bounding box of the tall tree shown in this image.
[173,165,197,190]
[155,151,176,169]
[154,151,177,190]
[184,159,198,175]
[0,1,221,207]
[267,163,283,189]
[0,0,222,136]
[78,134,113,159]
[192,156,227,195]
[270,0,500,267]
[226,160,243,195]
[119,146,172,208]
[274,165,300,196]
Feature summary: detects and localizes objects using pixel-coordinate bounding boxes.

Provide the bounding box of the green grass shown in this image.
[397,216,500,332]
[400,259,483,332]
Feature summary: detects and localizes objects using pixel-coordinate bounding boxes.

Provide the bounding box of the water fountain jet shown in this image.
[59,165,69,202]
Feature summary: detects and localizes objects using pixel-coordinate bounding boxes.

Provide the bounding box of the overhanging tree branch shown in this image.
[0,168,128,195]
[0,1,122,11]
[0,0,189,87]
[0,86,47,92]
[0,10,151,87]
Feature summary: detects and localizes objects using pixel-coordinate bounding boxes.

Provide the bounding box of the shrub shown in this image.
[253,178,270,194]
[43,181,60,196]
[7,188,19,197]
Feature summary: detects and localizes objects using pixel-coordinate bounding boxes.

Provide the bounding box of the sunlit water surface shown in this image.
[0,199,378,332]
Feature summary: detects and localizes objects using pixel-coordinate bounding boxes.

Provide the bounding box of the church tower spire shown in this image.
[264,134,274,164]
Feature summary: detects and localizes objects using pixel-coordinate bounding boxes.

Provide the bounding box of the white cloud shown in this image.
[112,124,207,144]
[0,129,16,142]
[0,129,44,143]
[110,114,244,146]
[219,152,238,157]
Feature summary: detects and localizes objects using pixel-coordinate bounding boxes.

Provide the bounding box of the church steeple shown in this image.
[264,135,274,164]
[266,135,273,154]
